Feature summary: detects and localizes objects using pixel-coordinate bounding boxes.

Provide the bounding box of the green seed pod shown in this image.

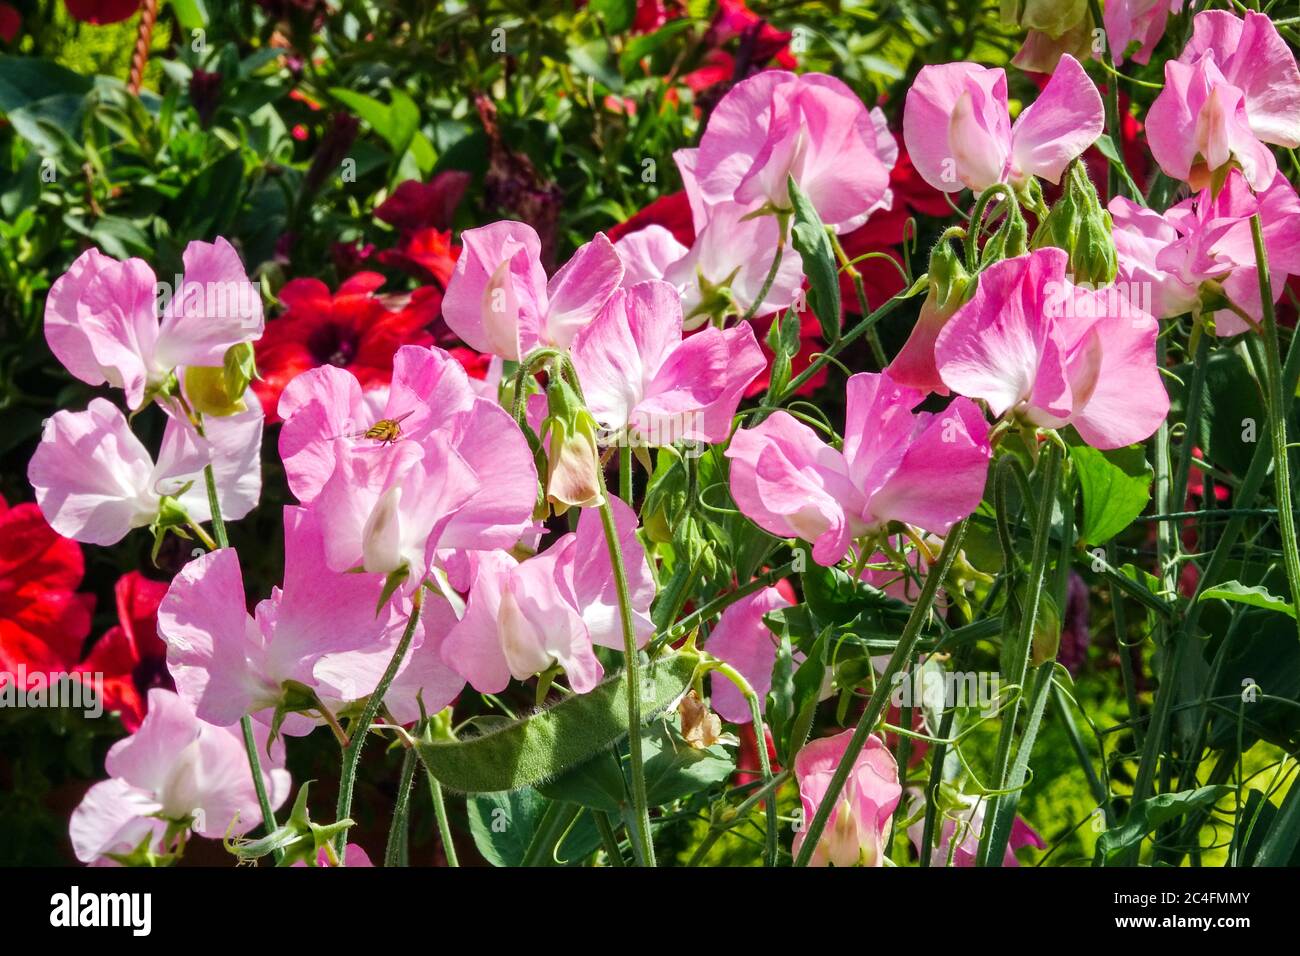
[1031,160,1118,286]
[417,651,701,793]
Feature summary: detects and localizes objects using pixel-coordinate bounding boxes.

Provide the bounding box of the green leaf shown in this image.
[418,651,699,793]
[1068,439,1153,545]
[763,310,801,403]
[1199,581,1296,619]
[329,87,419,156]
[787,176,841,343]
[1170,349,1267,476]
[802,561,912,629]
[1253,780,1300,866]
[590,0,636,32]
[642,723,735,806]
[467,789,546,866]
[1097,786,1230,861]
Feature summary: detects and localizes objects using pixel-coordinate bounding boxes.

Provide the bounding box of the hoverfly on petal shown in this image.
[327,409,414,445]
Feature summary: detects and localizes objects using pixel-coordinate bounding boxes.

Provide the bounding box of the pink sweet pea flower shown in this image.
[69,688,290,865]
[903,54,1103,194]
[1147,11,1300,190]
[28,396,262,546]
[906,791,1046,866]
[441,221,623,360]
[1171,171,1300,335]
[1104,0,1184,66]
[705,586,791,724]
[693,71,894,233]
[934,248,1169,449]
[792,730,901,867]
[440,497,653,694]
[278,345,536,579]
[570,279,765,447]
[157,507,462,732]
[726,372,991,566]
[1108,194,1200,321]
[44,239,264,410]
[293,843,375,867]
[612,224,688,287]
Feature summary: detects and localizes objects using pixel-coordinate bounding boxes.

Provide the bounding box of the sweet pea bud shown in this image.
[1030,591,1062,667]
[543,375,605,515]
[1000,0,1088,37]
[928,237,972,315]
[1030,160,1118,286]
[183,343,256,417]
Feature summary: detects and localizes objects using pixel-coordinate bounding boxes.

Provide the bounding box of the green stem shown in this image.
[334,596,423,864]
[829,230,887,367]
[977,441,1062,866]
[739,226,786,323]
[711,661,778,867]
[425,768,459,866]
[597,495,656,867]
[619,443,632,505]
[1250,213,1300,615]
[792,520,970,866]
[767,293,909,407]
[384,746,418,867]
[594,811,626,866]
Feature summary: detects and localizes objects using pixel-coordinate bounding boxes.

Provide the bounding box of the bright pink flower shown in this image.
[792,730,901,867]
[904,55,1103,194]
[293,843,375,867]
[0,495,94,690]
[69,688,290,865]
[705,586,791,724]
[1104,0,1184,66]
[157,507,462,732]
[1154,171,1300,335]
[28,397,262,546]
[279,346,536,579]
[442,221,623,360]
[45,239,263,409]
[906,791,1046,866]
[1147,11,1300,190]
[441,497,653,694]
[75,572,170,732]
[726,372,991,566]
[570,279,764,446]
[934,248,1168,449]
[693,71,894,233]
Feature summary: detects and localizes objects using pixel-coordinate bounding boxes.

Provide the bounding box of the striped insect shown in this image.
[328,409,415,445]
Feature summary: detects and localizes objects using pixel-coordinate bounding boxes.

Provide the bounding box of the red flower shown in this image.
[377,227,460,289]
[64,0,139,24]
[253,273,437,421]
[606,190,696,248]
[75,573,170,732]
[0,496,94,690]
[376,172,471,234]
[0,3,20,42]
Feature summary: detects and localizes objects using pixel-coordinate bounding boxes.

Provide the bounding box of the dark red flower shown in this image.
[606,190,695,248]
[331,240,377,276]
[707,0,796,69]
[376,172,472,234]
[0,3,20,42]
[188,69,223,127]
[64,0,139,25]
[75,573,170,732]
[377,227,460,289]
[0,496,94,690]
[253,272,437,421]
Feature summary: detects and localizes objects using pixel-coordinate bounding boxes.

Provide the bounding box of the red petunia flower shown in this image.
[253,272,438,421]
[0,496,94,690]
[74,573,170,732]
[375,172,471,234]
[376,227,460,289]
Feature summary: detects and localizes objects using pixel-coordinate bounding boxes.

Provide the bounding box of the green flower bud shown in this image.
[1031,160,1118,286]
[542,375,605,515]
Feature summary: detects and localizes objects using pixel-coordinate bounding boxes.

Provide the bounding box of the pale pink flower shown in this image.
[693,71,895,233]
[69,688,290,865]
[44,239,263,410]
[157,507,463,732]
[27,396,262,546]
[903,54,1103,194]
[613,225,688,287]
[726,372,991,566]
[441,221,623,360]
[906,791,1046,866]
[1104,0,1185,66]
[792,730,901,867]
[278,345,537,579]
[1147,11,1300,190]
[570,279,765,446]
[704,586,791,724]
[440,497,653,694]
[934,248,1169,448]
